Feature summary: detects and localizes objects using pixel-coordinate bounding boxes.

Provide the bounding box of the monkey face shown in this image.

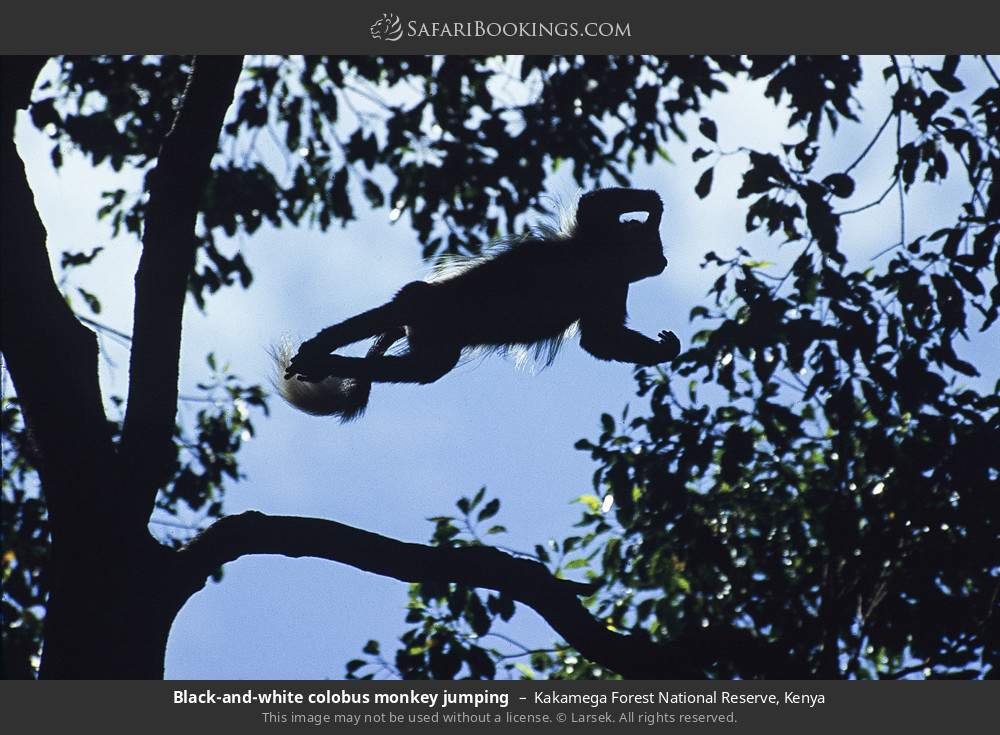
[629,249,668,280]
[621,221,667,281]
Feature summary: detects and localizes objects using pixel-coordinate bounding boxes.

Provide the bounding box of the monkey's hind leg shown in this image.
[297,304,395,360]
[287,282,430,379]
[300,344,461,385]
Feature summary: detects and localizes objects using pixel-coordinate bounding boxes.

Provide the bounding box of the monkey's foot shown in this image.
[286,352,334,381]
[288,354,358,382]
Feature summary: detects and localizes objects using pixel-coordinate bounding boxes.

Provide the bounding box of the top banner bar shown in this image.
[3,1,999,54]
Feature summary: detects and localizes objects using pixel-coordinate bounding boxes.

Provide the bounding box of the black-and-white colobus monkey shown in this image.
[274,188,680,420]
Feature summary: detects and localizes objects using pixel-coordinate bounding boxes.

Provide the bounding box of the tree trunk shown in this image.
[1,55,244,679]
[40,536,184,678]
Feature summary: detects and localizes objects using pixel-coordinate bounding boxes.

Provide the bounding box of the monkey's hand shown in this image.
[656,330,681,362]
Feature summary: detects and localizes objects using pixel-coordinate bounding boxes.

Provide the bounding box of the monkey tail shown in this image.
[270,332,399,422]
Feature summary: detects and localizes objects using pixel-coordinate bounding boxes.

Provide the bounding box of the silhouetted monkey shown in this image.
[274,188,680,420]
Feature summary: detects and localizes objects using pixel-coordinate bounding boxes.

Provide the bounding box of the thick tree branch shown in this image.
[0,56,117,532]
[180,511,799,679]
[121,56,244,509]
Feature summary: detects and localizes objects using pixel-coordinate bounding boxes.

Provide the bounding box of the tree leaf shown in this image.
[698,117,718,142]
[695,167,714,199]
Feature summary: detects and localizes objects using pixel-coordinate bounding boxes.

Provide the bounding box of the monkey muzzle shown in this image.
[645,253,668,277]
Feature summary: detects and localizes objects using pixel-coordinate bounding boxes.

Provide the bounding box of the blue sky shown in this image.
[11,56,996,678]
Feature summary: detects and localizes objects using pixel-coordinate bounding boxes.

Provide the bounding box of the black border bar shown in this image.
[2,1,999,54]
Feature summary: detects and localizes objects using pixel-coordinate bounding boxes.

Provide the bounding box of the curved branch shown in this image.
[121,55,244,509]
[180,511,800,679]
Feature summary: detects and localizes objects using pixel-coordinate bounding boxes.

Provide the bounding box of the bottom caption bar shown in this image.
[3,680,995,733]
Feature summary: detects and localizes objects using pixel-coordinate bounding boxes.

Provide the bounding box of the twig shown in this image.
[835,178,897,217]
[981,55,1000,86]
[843,110,893,176]
[890,56,906,250]
[76,314,132,342]
[869,239,904,261]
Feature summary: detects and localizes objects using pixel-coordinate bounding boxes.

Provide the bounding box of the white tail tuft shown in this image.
[268,338,371,421]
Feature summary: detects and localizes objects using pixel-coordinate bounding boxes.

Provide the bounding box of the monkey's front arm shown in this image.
[578,286,680,365]
[580,324,680,366]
